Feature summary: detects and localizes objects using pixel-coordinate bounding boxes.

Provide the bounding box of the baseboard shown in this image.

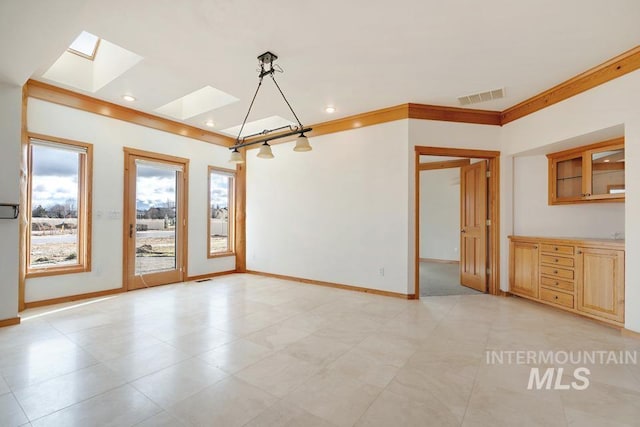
[0,317,21,328]
[247,270,415,299]
[498,290,511,297]
[186,270,236,282]
[622,328,640,339]
[24,287,124,310]
[419,258,460,264]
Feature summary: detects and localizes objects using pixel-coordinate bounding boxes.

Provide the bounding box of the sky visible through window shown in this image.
[210,174,229,209]
[31,145,79,212]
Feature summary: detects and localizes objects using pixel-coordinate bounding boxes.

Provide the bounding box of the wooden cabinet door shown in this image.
[509,240,539,298]
[576,247,625,323]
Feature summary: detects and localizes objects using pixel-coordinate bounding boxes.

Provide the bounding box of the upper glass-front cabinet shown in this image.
[548,137,624,205]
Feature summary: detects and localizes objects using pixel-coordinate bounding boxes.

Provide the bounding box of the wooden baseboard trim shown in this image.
[246,270,415,299]
[621,328,640,339]
[24,287,124,310]
[0,317,21,328]
[498,290,511,297]
[186,270,236,282]
[419,258,460,264]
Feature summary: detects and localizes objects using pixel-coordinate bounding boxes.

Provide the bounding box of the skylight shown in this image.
[67,31,100,60]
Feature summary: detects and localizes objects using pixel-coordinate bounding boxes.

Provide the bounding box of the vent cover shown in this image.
[458,88,505,106]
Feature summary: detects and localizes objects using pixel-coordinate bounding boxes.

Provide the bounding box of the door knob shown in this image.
[460,229,466,233]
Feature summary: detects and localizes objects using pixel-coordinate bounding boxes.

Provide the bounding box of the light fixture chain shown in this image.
[270,74,304,129]
[236,76,264,142]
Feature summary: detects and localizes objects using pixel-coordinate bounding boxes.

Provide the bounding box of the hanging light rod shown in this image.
[229,51,312,163]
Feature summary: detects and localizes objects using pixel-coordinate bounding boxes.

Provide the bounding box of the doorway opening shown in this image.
[123,148,189,290]
[414,147,500,298]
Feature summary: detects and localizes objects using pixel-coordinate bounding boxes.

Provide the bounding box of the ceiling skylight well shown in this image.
[67,31,100,60]
[155,86,239,121]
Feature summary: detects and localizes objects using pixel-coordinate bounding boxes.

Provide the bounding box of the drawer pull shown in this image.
[555,258,559,262]
[554,296,559,300]
[554,247,559,251]
[555,282,559,286]
[577,250,582,254]
[554,270,558,274]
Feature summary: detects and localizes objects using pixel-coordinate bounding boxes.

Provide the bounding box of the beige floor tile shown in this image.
[244,400,337,427]
[354,332,419,367]
[325,347,399,388]
[131,358,227,408]
[30,385,160,427]
[103,342,190,382]
[161,327,237,356]
[386,365,474,422]
[245,323,311,351]
[133,410,188,427]
[197,338,273,373]
[356,390,460,427]
[235,352,320,397]
[282,335,351,366]
[168,377,277,427]
[462,383,566,427]
[0,392,29,426]
[14,364,126,421]
[284,372,382,427]
[560,381,640,425]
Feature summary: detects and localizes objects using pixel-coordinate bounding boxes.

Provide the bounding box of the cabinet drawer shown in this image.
[540,288,574,309]
[540,255,575,267]
[541,276,574,292]
[540,265,574,280]
[541,244,574,256]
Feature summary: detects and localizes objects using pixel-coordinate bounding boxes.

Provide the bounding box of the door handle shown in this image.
[129,224,134,238]
[460,229,466,233]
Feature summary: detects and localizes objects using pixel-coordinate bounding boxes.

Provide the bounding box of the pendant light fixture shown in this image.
[228,51,312,163]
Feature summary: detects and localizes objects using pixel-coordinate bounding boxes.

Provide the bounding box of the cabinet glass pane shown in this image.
[591,149,624,196]
[556,157,582,199]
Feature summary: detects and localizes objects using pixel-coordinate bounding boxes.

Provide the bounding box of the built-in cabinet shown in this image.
[509,236,625,326]
[547,137,625,205]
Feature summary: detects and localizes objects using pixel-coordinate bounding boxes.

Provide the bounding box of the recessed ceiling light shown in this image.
[604,159,610,163]
[122,94,136,102]
[205,120,215,128]
[325,106,336,113]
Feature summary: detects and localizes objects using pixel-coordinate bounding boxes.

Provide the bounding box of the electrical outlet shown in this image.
[379,267,385,277]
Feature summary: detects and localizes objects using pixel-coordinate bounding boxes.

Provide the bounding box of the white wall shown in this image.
[419,167,460,261]
[502,69,640,332]
[0,85,21,320]
[25,98,234,302]
[247,120,410,295]
[513,155,625,238]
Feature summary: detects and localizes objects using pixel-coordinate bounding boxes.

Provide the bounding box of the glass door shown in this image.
[124,151,187,290]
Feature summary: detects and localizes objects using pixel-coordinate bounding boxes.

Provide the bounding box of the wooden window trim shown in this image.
[25,133,93,278]
[208,166,236,258]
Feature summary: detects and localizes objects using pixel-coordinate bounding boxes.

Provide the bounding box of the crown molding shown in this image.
[24,80,235,147]
[501,45,640,124]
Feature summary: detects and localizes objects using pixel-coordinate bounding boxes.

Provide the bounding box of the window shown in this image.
[27,135,92,277]
[67,31,101,60]
[208,166,235,257]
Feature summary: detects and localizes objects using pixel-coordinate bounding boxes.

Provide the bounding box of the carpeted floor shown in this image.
[420,261,483,297]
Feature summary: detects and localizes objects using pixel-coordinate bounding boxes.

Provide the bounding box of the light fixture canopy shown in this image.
[205,120,215,128]
[325,106,336,113]
[228,51,312,162]
[122,94,136,102]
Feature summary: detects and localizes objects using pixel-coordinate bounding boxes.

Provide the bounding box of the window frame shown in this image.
[26,133,93,278]
[207,166,235,258]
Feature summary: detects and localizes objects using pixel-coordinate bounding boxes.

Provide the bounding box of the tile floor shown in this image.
[1,274,639,426]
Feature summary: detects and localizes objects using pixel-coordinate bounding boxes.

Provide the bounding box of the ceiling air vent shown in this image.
[458,88,505,106]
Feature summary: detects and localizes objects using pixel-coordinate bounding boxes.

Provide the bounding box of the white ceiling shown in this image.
[2,0,640,135]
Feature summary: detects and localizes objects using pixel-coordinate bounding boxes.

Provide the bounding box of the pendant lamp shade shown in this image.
[293,134,312,152]
[229,148,244,163]
[257,143,274,159]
